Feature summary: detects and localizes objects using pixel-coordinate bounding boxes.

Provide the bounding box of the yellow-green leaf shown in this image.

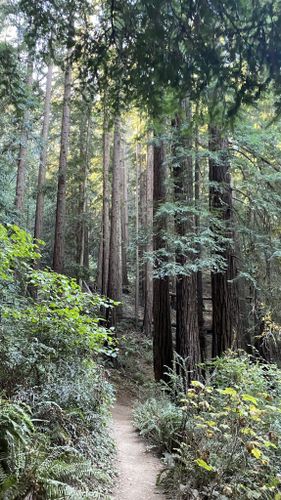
[241,427,256,436]
[251,447,262,459]
[263,440,277,449]
[195,458,214,471]
[206,420,217,428]
[220,387,237,397]
[242,394,258,405]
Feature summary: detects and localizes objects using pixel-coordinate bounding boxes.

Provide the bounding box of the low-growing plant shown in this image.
[134,352,281,499]
[133,396,182,453]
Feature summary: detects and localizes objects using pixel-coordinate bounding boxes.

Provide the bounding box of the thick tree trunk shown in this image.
[97,228,103,290]
[121,137,129,288]
[135,143,140,327]
[15,58,33,213]
[53,58,72,274]
[195,124,205,360]
[107,117,123,325]
[34,63,53,242]
[101,115,111,295]
[209,124,240,356]
[153,141,173,382]
[143,139,154,336]
[173,102,201,381]
[83,210,89,270]
[139,168,146,307]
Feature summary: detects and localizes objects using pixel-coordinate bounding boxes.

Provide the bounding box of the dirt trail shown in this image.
[112,393,166,500]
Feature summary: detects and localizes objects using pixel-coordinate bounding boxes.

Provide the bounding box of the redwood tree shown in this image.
[121,136,129,288]
[53,56,72,273]
[135,142,140,326]
[173,102,201,380]
[209,124,240,356]
[15,57,33,214]
[76,106,91,284]
[143,138,154,337]
[34,62,53,242]
[153,140,173,382]
[107,117,123,324]
[195,122,205,359]
[99,113,111,295]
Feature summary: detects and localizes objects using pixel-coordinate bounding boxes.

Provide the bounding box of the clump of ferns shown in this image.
[0,399,110,499]
[0,398,33,480]
[2,437,107,498]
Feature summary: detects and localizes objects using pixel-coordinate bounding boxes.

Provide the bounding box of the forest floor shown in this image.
[109,293,166,499]
[112,388,165,500]
[109,282,213,499]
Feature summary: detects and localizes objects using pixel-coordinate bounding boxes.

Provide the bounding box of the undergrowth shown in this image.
[0,224,116,499]
[133,352,281,499]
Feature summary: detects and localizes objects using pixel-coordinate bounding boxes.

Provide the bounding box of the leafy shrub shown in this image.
[134,353,281,499]
[0,224,116,498]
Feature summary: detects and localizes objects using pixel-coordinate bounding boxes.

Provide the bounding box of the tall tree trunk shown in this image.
[101,115,111,295]
[143,139,154,336]
[107,117,123,325]
[139,168,146,307]
[34,63,53,242]
[209,124,240,356]
[195,123,205,360]
[173,101,201,381]
[76,107,91,285]
[135,143,140,327]
[153,141,173,382]
[121,137,129,288]
[83,207,89,270]
[15,57,33,213]
[53,57,72,274]
[97,228,103,290]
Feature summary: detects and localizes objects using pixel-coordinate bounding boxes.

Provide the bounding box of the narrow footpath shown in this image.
[112,393,166,500]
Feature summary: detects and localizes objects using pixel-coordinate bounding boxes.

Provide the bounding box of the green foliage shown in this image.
[134,353,281,499]
[0,223,40,281]
[0,399,34,490]
[0,224,115,498]
[133,396,182,454]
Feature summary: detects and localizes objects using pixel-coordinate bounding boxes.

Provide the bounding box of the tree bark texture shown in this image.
[34,63,53,242]
[121,137,129,288]
[15,58,33,213]
[173,101,201,381]
[143,139,154,336]
[209,124,240,356]
[97,228,103,290]
[195,123,205,360]
[101,115,111,295]
[107,117,123,325]
[76,107,91,285]
[139,168,146,307]
[153,141,173,382]
[53,58,72,274]
[135,143,140,327]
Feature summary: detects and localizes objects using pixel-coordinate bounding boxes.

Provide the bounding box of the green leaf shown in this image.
[194,458,214,471]
[242,394,258,405]
[219,387,237,397]
[251,447,262,459]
